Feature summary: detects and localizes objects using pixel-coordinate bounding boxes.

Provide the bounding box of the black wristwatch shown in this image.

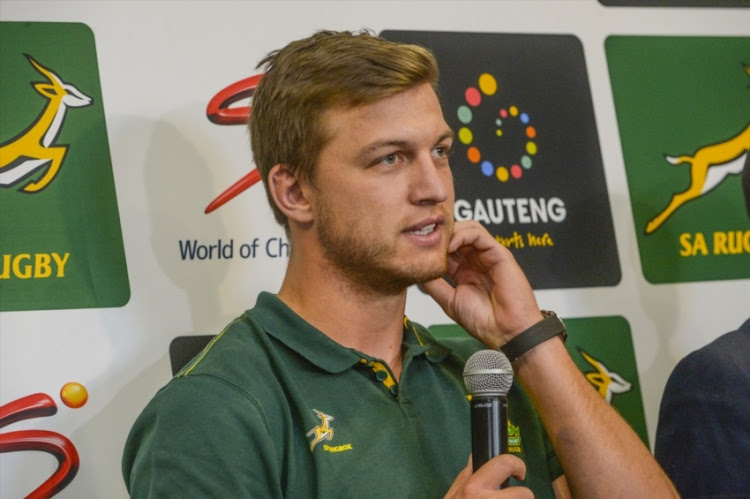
[499,311,567,363]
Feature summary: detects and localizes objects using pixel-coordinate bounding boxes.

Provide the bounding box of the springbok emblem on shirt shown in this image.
[580,349,632,404]
[306,409,335,451]
[644,63,750,235]
[0,55,92,193]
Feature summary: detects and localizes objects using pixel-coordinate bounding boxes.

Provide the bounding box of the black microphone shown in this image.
[463,349,514,487]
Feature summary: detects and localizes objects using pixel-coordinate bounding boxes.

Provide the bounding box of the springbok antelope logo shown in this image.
[0,54,92,193]
[579,349,632,404]
[644,63,750,235]
[306,409,335,451]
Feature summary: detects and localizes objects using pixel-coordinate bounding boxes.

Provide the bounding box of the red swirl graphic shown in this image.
[204,74,264,214]
[206,73,261,125]
[0,393,79,499]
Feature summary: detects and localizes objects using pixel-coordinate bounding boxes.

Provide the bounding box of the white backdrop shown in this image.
[1,1,749,497]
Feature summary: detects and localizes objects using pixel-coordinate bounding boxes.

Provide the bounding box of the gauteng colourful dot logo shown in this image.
[456,73,538,182]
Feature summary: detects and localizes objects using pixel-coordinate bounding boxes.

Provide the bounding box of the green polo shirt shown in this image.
[123,292,562,497]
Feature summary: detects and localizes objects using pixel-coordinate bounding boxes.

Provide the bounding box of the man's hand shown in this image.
[422,220,542,349]
[426,222,678,499]
[444,454,532,499]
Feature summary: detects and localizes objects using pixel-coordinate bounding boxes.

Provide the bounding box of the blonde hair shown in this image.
[249,30,439,229]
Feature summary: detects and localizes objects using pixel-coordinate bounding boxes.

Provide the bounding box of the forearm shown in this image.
[424,221,677,496]
[514,337,678,499]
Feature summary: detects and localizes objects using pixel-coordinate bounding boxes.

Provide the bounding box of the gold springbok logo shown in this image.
[0,55,92,193]
[645,63,750,235]
[306,409,335,451]
[580,349,632,404]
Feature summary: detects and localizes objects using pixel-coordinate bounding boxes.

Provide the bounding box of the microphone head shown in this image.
[463,349,514,396]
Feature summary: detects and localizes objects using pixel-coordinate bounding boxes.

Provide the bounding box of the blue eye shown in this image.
[383,153,398,165]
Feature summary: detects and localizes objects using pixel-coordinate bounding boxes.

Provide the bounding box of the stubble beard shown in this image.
[315,207,449,297]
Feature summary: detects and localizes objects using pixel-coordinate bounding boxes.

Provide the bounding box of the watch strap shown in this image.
[500,311,567,363]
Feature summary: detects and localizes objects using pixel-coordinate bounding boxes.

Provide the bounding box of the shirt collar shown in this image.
[403,316,451,363]
[250,292,451,373]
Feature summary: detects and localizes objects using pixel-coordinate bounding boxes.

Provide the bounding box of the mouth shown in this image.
[408,223,437,236]
[403,217,447,249]
[404,216,445,238]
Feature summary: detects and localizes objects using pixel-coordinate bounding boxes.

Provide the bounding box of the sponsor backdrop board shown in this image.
[0,22,129,311]
[607,36,750,284]
[1,2,749,498]
[383,31,621,289]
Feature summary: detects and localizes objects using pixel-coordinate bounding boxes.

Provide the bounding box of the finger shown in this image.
[420,276,456,313]
[443,455,473,498]
[496,487,535,499]
[447,226,514,275]
[472,454,527,489]
[447,454,533,499]
[448,221,500,254]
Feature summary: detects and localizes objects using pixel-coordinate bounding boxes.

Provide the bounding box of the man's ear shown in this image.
[268,164,314,224]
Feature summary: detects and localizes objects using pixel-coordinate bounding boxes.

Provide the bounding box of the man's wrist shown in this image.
[499,311,567,363]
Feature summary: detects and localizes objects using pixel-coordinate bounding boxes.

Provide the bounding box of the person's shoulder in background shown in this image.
[655,318,750,498]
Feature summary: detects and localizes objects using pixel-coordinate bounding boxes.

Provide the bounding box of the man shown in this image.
[654,154,750,496]
[123,30,677,497]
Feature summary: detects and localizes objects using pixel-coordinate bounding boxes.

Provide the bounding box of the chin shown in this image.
[402,257,448,285]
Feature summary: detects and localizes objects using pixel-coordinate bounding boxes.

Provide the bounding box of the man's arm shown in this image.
[122,376,282,498]
[513,333,674,497]
[423,221,678,498]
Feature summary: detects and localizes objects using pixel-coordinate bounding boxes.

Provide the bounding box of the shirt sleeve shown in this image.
[122,374,283,498]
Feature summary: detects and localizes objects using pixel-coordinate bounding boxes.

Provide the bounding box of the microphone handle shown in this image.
[470,394,509,488]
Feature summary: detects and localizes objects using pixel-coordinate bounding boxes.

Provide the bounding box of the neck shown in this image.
[277,245,408,378]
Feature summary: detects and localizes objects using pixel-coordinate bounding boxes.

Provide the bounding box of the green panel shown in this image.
[1,22,130,310]
[606,36,750,284]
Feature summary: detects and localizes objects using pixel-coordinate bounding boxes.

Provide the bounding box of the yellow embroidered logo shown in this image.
[507,420,522,453]
[306,409,335,451]
[322,444,353,453]
[580,349,632,403]
[0,55,92,192]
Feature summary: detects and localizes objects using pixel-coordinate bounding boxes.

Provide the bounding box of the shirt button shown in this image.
[390,385,398,396]
[375,370,388,381]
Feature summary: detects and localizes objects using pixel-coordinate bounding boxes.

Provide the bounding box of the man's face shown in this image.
[308,83,455,294]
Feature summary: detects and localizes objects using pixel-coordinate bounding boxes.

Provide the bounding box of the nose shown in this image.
[408,152,452,206]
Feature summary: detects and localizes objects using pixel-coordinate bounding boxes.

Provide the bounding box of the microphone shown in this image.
[463,349,514,486]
